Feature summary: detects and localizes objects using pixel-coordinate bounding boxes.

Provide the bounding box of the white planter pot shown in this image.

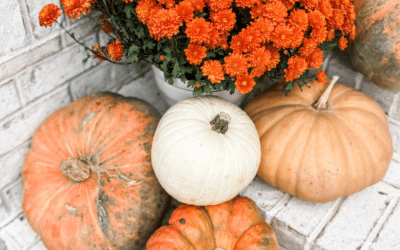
[151,65,247,107]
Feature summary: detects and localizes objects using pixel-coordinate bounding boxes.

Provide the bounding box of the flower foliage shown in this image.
[39,0,356,96]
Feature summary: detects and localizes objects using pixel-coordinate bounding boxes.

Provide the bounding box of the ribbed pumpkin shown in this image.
[349,0,400,90]
[151,96,261,206]
[146,196,279,250]
[245,76,393,202]
[21,92,170,249]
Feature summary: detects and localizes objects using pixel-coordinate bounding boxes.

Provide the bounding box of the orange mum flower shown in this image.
[159,55,165,61]
[185,17,212,44]
[299,38,318,56]
[262,1,288,23]
[338,36,348,50]
[121,0,134,2]
[39,4,62,27]
[308,10,327,28]
[202,60,225,83]
[136,0,160,24]
[250,3,265,19]
[250,66,267,78]
[316,70,327,84]
[284,55,308,82]
[289,9,308,31]
[165,0,176,8]
[247,46,271,68]
[61,0,94,20]
[230,33,249,54]
[327,29,336,41]
[300,0,319,10]
[195,83,201,88]
[310,26,328,45]
[175,1,195,22]
[99,14,113,34]
[107,39,124,61]
[251,18,274,43]
[184,43,207,65]
[306,47,324,69]
[265,45,281,70]
[148,9,182,40]
[224,53,249,78]
[332,9,345,28]
[235,73,256,94]
[242,26,262,52]
[91,44,105,61]
[319,0,333,17]
[271,24,294,49]
[204,25,221,49]
[210,9,236,33]
[235,0,257,8]
[208,0,232,11]
[187,0,206,11]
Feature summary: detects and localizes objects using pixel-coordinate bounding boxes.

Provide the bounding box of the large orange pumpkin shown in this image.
[146,196,279,249]
[21,92,170,249]
[349,0,400,90]
[245,76,393,202]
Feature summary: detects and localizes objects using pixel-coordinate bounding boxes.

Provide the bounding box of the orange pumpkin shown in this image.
[21,92,170,249]
[146,196,279,250]
[245,76,393,202]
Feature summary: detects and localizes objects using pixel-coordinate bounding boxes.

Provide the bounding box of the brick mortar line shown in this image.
[265,193,291,224]
[360,196,399,250]
[304,197,346,250]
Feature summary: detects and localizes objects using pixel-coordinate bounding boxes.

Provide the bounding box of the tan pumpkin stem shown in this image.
[60,158,91,182]
[210,112,231,134]
[313,75,340,110]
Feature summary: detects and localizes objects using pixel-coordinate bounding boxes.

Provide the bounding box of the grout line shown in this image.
[265,193,291,224]
[304,197,346,250]
[360,196,399,250]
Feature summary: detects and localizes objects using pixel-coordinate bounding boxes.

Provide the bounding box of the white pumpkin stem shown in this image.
[313,75,340,110]
[60,158,91,182]
[210,112,231,134]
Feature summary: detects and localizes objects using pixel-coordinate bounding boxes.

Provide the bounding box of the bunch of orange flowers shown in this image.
[39,0,356,95]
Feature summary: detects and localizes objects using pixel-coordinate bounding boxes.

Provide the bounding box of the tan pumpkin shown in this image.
[350,0,400,90]
[21,92,170,249]
[146,196,279,250]
[245,76,393,202]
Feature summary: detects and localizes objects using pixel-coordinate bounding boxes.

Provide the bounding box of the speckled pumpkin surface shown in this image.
[350,0,400,90]
[146,196,279,250]
[21,92,170,249]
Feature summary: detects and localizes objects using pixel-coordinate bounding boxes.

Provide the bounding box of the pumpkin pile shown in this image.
[245,76,393,202]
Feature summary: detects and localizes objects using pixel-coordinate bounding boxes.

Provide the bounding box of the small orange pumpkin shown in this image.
[146,196,279,250]
[22,92,170,249]
[245,76,393,202]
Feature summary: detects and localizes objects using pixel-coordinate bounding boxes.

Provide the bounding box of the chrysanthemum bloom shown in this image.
[316,70,327,83]
[39,4,62,27]
[61,0,94,20]
[247,47,271,68]
[91,44,105,61]
[310,26,328,45]
[204,25,222,49]
[195,83,201,88]
[165,0,176,8]
[159,55,165,61]
[147,9,182,40]
[235,73,256,94]
[230,33,249,54]
[262,1,288,23]
[265,45,281,70]
[288,9,308,31]
[187,0,206,11]
[121,0,134,3]
[299,38,318,56]
[338,36,348,50]
[326,28,336,41]
[175,1,195,22]
[107,39,124,61]
[241,26,262,52]
[250,65,267,78]
[99,14,113,34]
[185,17,212,44]
[331,9,345,29]
[224,53,249,78]
[157,0,168,4]
[284,55,308,82]
[271,24,294,49]
[136,0,160,24]
[210,9,236,33]
[290,28,305,49]
[184,43,207,65]
[235,0,257,8]
[250,3,266,19]
[319,0,333,17]
[201,60,225,83]
[300,0,319,10]
[251,18,274,43]
[208,0,232,11]
[308,10,327,28]
[306,47,324,69]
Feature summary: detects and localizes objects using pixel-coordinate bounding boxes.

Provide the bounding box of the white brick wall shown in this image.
[1,1,400,249]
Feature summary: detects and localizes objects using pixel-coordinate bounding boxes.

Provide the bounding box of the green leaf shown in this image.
[168,78,174,85]
[195,70,203,80]
[172,61,180,77]
[193,86,203,97]
[124,5,135,19]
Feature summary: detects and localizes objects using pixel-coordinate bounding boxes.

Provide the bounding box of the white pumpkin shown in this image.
[151,96,261,206]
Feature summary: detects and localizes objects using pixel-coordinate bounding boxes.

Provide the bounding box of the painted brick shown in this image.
[1,214,38,249]
[1,180,23,214]
[325,50,359,88]
[0,142,29,190]
[360,77,396,115]
[0,80,21,120]
[0,0,27,56]
[25,0,63,39]
[0,237,6,250]
[113,61,151,86]
[370,200,400,250]
[383,159,400,189]
[0,37,62,82]
[0,85,71,156]
[18,35,98,104]
[388,92,400,121]
[0,198,11,227]
[64,15,100,47]
[272,197,337,248]
[313,185,394,250]
[27,240,46,250]
[388,121,400,154]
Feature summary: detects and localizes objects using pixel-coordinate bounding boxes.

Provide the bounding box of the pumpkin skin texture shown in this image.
[245,78,393,202]
[349,0,400,90]
[151,96,261,206]
[146,196,279,250]
[21,92,170,249]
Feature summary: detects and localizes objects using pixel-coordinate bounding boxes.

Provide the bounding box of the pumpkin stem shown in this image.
[313,75,339,110]
[210,112,231,134]
[60,158,91,182]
